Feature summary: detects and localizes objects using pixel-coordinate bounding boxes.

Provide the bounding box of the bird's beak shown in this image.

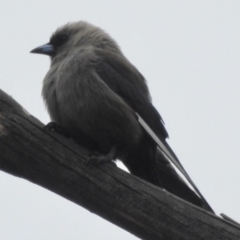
[30,43,55,56]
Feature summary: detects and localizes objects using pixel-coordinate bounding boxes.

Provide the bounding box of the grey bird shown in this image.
[31,21,213,212]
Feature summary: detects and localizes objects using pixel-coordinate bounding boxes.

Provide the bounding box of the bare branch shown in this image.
[0,89,239,240]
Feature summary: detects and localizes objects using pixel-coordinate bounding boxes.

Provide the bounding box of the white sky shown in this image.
[1,1,240,239]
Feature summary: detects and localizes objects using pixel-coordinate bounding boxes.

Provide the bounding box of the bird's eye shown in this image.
[60,35,68,42]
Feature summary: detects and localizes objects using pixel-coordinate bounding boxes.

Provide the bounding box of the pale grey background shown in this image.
[0,1,240,239]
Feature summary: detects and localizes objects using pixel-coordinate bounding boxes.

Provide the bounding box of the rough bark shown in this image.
[0,89,239,240]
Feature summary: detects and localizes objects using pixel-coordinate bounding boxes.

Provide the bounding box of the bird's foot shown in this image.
[44,122,70,138]
[44,122,60,131]
[87,152,113,165]
[87,146,117,166]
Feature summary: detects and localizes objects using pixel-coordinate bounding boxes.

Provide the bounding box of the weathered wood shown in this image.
[0,89,239,240]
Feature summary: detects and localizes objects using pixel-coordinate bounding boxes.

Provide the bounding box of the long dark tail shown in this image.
[136,114,214,212]
[123,133,164,188]
[123,134,214,213]
[155,148,213,212]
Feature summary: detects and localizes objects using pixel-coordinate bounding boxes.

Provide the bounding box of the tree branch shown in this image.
[0,89,239,240]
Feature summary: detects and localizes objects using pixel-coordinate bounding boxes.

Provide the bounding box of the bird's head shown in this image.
[30,21,121,61]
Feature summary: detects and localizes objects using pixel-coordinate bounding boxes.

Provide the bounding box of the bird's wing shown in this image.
[94,48,169,140]
[94,49,187,167]
[94,49,214,212]
[94,49,191,172]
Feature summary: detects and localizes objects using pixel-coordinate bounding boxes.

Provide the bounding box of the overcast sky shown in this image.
[1,1,240,239]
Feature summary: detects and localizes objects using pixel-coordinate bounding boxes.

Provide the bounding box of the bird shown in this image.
[30,21,214,212]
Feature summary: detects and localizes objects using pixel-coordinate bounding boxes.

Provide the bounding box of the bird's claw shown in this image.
[44,122,70,137]
[44,122,60,131]
[87,152,115,166]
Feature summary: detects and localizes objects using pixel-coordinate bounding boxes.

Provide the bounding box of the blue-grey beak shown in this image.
[30,43,55,56]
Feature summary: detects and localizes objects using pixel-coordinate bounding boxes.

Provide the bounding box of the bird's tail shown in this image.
[123,133,164,188]
[125,139,213,212]
[155,147,213,212]
[136,113,214,212]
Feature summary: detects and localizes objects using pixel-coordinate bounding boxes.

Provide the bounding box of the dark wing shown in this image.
[94,49,214,212]
[94,49,191,170]
[94,48,168,140]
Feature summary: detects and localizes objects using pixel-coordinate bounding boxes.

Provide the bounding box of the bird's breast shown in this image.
[42,54,142,154]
